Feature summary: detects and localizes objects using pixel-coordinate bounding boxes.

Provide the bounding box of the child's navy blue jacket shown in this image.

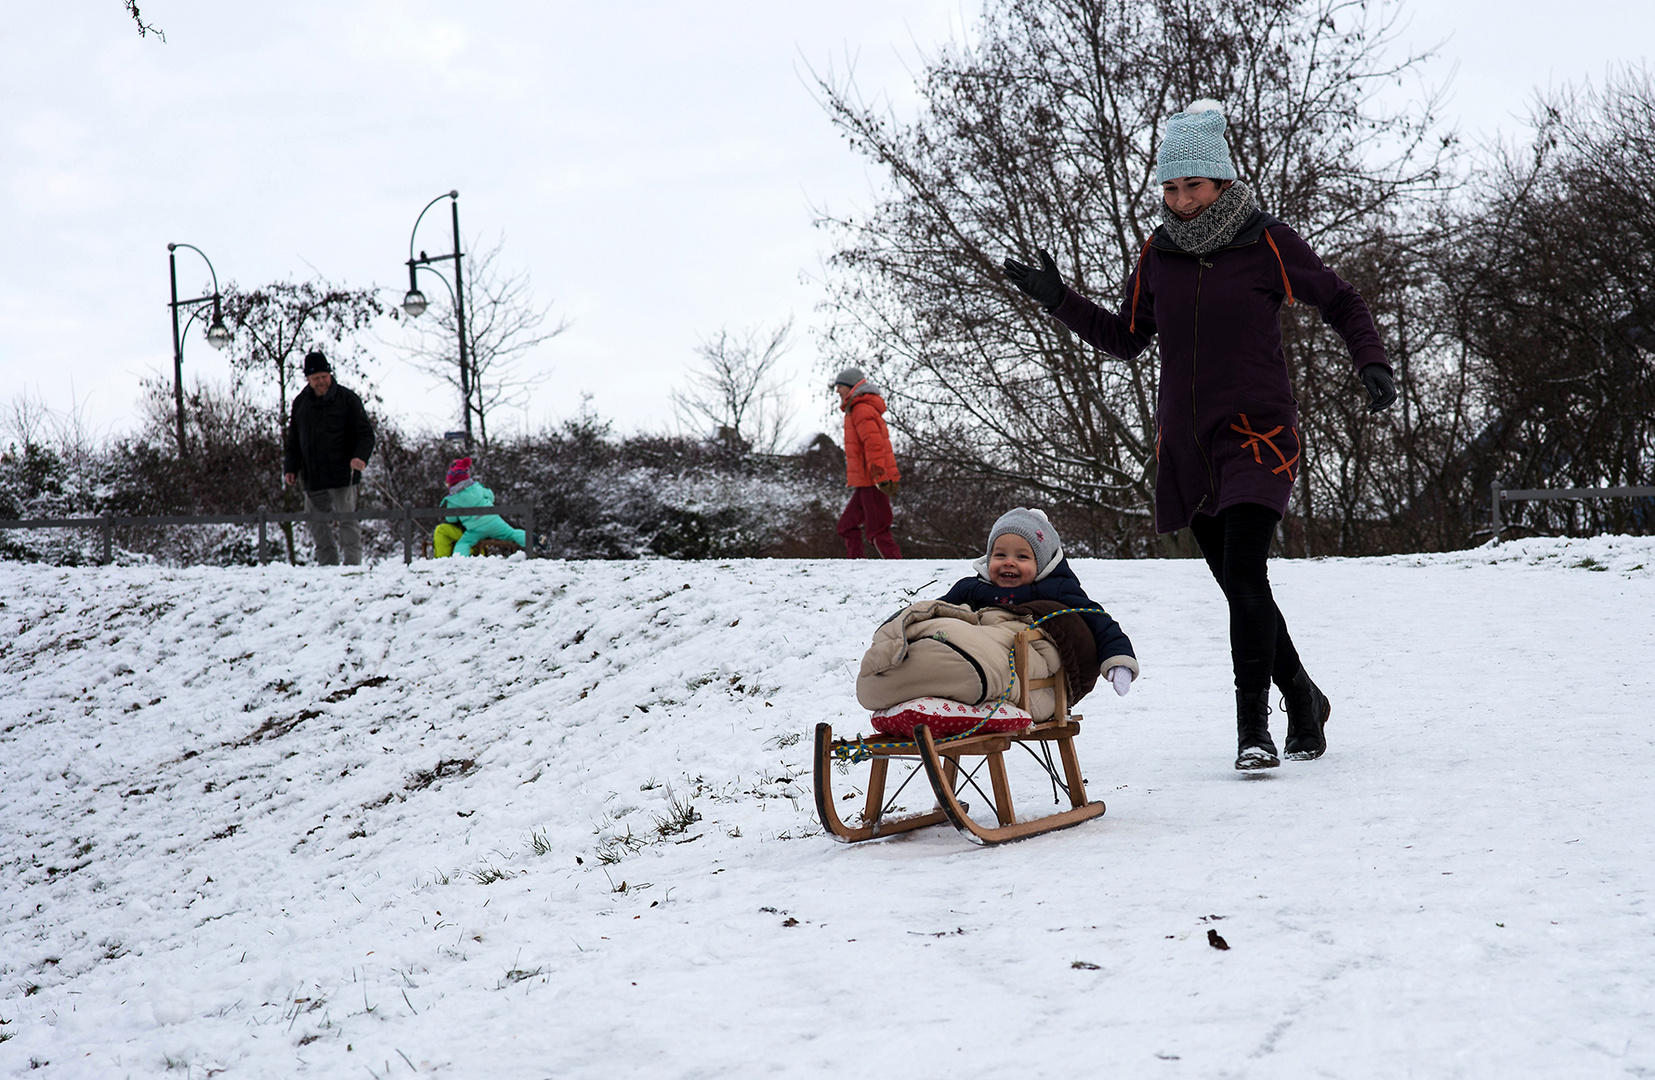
[938,557,1136,668]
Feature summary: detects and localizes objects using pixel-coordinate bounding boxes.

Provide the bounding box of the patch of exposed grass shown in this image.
[653,790,701,838]
[595,826,644,864]
[323,675,391,702]
[234,709,322,745]
[405,758,478,791]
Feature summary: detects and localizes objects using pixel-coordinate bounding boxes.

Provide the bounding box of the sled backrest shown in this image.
[1013,628,1069,722]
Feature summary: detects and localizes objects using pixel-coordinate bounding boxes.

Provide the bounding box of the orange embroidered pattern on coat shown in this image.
[1263,230,1295,306]
[1128,238,1155,334]
[1230,414,1299,481]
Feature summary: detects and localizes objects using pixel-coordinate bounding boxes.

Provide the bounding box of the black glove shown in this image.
[1359,364,1396,413]
[1002,249,1067,311]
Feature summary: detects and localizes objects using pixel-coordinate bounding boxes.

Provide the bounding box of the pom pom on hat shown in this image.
[445,457,473,487]
[1157,99,1237,184]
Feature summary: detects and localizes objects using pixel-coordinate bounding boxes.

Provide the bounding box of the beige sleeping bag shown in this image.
[855,600,1063,718]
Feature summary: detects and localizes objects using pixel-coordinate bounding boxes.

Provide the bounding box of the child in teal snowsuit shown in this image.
[434,457,526,557]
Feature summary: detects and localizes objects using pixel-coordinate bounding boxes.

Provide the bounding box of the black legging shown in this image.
[1187,503,1302,693]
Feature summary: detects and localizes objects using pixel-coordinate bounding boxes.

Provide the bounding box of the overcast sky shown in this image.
[3,1,1652,449]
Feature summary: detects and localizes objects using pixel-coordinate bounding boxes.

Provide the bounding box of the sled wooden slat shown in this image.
[812,723,950,842]
[916,723,1106,845]
[987,751,1015,825]
[862,757,889,826]
[1058,733,1087,801]
[814,627,1107,847]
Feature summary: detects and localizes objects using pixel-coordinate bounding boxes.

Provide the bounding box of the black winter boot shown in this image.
[1234,689,1279,770]
[1279,665,1330,761]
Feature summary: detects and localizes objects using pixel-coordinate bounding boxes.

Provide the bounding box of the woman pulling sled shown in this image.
[1003,100,1397,770]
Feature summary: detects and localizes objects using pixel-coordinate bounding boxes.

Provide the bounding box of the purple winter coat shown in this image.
[1050,211,1388,533]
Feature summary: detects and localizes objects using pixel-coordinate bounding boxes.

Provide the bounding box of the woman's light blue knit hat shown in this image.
[1156,99,1236,184]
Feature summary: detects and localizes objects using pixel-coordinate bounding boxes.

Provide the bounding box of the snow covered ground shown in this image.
[3,536,1654,1078]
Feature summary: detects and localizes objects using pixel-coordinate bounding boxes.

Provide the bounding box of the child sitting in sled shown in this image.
[939,507,1138,696]
[433,457,527,557]
[855,508,1137,736]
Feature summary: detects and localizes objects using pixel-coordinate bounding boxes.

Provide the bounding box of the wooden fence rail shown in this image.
[0,504,538,566]
[1490,482,1655,541]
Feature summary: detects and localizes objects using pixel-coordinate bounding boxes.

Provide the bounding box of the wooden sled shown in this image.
[814,628,1106,846]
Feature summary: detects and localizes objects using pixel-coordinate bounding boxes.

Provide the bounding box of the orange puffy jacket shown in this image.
[842,386,900,488]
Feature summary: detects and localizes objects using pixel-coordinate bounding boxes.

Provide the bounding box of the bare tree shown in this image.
[219,280,384,435]
[3,387,101,475]
[811,0,1451,555]
[1,389,52,452]
[125,1,163,39]
[1433,69,1655,539]
[671,320,796,454]
[398,236,565,449]
[1289,227,1480,554]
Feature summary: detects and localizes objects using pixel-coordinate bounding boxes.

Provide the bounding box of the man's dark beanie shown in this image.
[303,350,331,376]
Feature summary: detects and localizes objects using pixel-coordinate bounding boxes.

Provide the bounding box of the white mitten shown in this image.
[1108,666,1132,697]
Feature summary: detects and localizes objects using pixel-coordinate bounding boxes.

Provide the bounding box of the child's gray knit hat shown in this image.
[985,507,1064,581]
[1157,99,1236,184]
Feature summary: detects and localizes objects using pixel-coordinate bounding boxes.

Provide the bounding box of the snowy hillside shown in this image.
[3,537,1654,1078]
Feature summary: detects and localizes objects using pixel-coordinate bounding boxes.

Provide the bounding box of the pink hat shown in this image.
[445,457,473,487]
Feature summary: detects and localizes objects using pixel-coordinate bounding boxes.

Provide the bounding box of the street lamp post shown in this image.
[167,242,231,457]
[401,190,472,450]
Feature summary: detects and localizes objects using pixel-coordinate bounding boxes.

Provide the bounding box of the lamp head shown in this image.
[402,289,428,317]
[205,320,230,349]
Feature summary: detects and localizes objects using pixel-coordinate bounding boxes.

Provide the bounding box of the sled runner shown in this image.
[473,537,522,557]
[814,628,1106,846]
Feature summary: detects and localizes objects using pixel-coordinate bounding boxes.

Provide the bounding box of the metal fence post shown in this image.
[257,507,268,565]
[402,508,413,566]
[102,516,114,565]
[525,505,536,558]
[1490,480,1503,542]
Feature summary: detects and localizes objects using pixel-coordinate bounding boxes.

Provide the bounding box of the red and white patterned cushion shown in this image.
[868,696,1034,738]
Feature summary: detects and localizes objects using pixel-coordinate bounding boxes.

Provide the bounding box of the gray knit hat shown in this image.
[982,507,1064,581]
[1156,99,1236,184]
[831,366,866,390]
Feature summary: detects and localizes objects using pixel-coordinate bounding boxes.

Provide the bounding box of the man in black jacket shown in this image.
[283,350,375,565]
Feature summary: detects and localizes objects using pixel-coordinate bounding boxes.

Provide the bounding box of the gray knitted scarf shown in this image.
[1158,180,1258,255]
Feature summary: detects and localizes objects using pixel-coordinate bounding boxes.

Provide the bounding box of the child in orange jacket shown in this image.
[832,367,902,559]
